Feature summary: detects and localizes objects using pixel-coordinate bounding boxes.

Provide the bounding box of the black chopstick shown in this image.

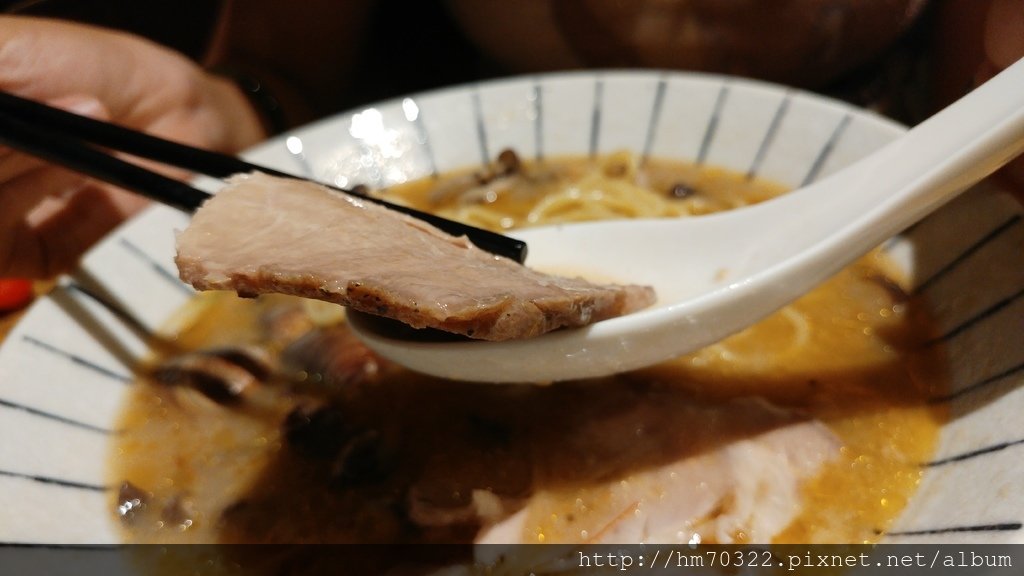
[0,91,527,263]
[0,111,208,212]
[0,91,269,180]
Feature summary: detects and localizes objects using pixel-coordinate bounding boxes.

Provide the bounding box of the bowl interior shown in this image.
[0,71,1021,544]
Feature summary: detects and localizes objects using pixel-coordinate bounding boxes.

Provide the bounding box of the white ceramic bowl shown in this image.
[0,71,1021,544]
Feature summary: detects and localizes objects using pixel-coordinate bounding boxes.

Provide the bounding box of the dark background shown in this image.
[1,0,935,123]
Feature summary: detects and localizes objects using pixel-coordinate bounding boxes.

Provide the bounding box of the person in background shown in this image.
[0,0,1021,282]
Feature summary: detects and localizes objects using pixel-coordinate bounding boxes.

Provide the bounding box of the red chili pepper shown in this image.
[0,278,34,312]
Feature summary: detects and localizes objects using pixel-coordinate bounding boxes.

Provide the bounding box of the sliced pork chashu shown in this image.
[476,397,841,547]
[175,173,655,341]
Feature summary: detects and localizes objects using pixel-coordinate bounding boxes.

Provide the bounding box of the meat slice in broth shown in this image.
[175,172,655,341]
[477,398,840,546]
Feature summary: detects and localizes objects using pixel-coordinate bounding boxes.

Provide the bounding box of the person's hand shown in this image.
[0,16,266,278]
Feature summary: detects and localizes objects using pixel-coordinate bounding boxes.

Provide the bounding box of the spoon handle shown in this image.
[766,57,1024,270]
[858,56,1024,235]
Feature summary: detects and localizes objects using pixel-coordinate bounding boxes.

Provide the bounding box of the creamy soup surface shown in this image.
[109,152,948,556]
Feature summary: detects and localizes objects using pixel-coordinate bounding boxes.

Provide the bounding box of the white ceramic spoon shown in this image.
[350,58,1024,383]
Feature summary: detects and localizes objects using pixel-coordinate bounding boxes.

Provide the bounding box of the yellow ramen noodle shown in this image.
[109,152,947,556]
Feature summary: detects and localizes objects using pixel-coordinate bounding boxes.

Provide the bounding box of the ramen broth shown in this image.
[109,154,947,547]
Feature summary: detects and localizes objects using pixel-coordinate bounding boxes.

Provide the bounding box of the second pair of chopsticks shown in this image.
[0,90,527,263]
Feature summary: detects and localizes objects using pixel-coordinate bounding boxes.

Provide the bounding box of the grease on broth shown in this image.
[109,153,947,547]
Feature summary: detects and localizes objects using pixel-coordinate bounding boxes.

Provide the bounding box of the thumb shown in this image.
[48,94,110,121]
[0,94,110,182]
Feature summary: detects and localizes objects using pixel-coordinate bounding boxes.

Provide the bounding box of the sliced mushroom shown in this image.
[150,345,273,404]
[330,429,388,489]
[406,487,515,528]
[117,481,151,526]
[282,403,349,459]
[281,325,382,391]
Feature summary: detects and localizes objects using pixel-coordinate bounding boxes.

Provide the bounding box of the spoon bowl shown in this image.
[351,58,1024,383]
